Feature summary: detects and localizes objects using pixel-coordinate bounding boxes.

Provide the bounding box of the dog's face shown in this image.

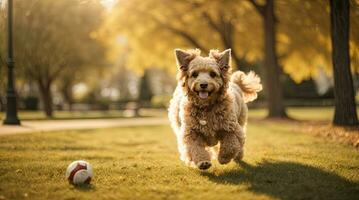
[175,49,231,103]
[186,58,223,100]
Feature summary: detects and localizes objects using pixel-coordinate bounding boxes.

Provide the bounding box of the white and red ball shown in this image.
[66,160,93,185]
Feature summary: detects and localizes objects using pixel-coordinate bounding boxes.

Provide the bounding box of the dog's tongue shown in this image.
[199,91,209,99]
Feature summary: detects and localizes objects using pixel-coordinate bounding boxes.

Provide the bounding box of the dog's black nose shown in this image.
[200,83,208,89]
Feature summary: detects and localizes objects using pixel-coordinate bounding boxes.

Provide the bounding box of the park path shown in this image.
[0,117,169,136]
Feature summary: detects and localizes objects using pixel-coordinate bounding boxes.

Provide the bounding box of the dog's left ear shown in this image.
[209,49,231,72]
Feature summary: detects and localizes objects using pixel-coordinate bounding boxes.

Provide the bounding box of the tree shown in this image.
[100,0,287,118]
[0,45,5,112]
[99,0,275,114]
[138,69,153,104]
[0,7,6,111]
[100,0,359,119]
[12,0,106,117]
[102,52,135,101]
[330,0,358,126]
[99,0,262,73]
[248,0,286,117]
[277,0,359,82]
[58,73,75,111]
[56,43,107,111]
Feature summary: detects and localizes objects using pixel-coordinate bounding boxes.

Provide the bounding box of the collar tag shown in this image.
[199,120,207,126]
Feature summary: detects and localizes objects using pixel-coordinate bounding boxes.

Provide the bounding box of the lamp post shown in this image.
[3,0,20,125]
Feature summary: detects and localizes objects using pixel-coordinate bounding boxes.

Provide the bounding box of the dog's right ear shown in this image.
[174,49,197,71]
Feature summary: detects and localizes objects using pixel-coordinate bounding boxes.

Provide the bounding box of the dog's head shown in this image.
[175,49,232,105]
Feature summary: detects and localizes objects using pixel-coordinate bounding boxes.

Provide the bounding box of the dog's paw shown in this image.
[197,161,212,170]
[218,156,232,165]
[233,150,244,163]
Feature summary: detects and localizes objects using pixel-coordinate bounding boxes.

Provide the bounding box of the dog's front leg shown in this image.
[184,132,211,170]
[218,126,243,164]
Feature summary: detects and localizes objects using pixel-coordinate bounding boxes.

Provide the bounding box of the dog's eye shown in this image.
[191,72,198,78]
[210,71,217,78]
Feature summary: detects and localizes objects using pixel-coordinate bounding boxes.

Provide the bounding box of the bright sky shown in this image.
[100,0,118,9]
[0,0,5,9]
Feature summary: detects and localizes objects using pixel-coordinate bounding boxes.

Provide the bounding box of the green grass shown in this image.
[0,123,358,200]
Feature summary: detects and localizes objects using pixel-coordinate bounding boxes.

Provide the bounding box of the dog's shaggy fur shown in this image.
[168,49,262,170]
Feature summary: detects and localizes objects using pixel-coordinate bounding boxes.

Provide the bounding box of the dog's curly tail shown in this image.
[231,71,263,103]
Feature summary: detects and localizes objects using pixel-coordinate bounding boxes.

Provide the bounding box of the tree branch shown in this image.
[248,0,266,16]
[132,6,209,53]
[184,0,221,32]
[165,26,209,53]
[149,16,208,52]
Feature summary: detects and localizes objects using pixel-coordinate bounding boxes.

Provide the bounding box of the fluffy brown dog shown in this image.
[168,49,262,170]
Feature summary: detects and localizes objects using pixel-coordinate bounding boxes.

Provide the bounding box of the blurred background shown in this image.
[0,0,358,120]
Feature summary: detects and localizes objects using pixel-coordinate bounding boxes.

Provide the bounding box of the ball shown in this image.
[66,160,93,185]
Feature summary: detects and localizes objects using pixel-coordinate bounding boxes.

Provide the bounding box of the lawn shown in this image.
[0,122,358,199]
[0,110,126,120]
[0,109,166,120]
[248,106,359,121]
[1,106,357,121]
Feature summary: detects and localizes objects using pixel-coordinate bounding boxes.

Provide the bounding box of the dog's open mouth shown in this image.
[197,91,212,99]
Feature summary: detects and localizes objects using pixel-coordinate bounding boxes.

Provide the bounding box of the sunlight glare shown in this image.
[100,0,117,9]
[0,0,6,9]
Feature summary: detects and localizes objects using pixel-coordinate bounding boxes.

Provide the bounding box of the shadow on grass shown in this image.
[202,161,359,200]
[72,184,96,192]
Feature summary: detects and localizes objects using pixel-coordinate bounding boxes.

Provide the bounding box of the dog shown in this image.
[168,49,262,170]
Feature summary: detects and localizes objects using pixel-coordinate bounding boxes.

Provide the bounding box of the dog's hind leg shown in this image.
[184,133,211,170]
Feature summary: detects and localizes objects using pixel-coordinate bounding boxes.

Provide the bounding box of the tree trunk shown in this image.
[37,79,53,118]
[229,48,255,73]
[263,0,287,118]
[219,22,251,72]
[330,0,358,126]
[0,95,4,112]
[61,81,74,111]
